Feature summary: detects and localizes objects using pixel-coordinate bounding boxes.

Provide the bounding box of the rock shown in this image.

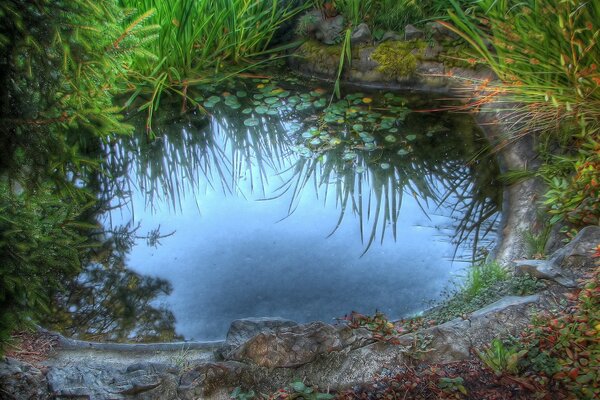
[217,317,297,359]
[416,62,445,76]
[47,362,180,400]
[351,23,372,45]
[228,321,373,368]
[404,24,424,40]
[422,42,443,61]
[178,361,247,399]
[514,259,576,287]
[426,21,460,41]
[514,226,600,287]
[550,226,600,273]
[0,357,48,400]
[299,10,345,45]
[380,31,402,43]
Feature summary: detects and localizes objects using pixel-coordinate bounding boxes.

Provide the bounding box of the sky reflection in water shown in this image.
[102,80,501,340]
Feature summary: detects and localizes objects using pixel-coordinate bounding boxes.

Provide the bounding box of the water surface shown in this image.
[66,77,502,341]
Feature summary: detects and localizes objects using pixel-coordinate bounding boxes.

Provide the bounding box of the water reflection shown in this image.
[46,225,180,342]
[60,78,502,341]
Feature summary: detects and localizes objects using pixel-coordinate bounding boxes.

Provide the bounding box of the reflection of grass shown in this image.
[279,116,501,256]
[102,89,501,259]
[101,101,295,212]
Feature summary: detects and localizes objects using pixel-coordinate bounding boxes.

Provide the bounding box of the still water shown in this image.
[72,76,501,341]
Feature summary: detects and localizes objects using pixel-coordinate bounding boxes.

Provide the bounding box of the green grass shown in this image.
[121,0,306,76]
[445,0,600,141]
[462,261,508,300]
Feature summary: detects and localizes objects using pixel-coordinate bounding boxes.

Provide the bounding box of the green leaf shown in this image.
[291,381,306,392]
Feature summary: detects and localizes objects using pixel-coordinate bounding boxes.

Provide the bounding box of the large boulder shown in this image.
[226,321,373,368]
[217,317,297,359]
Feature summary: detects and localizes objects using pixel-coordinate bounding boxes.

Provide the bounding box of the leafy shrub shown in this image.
[544,139,600,236]
[0,0,147,352]
[520,265,600,399]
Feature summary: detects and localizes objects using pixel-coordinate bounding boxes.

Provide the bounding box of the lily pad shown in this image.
[397,148,410,156]
[309,138,321,145]
[264,97,279,105]
[384,134,397,142]
[255,105,268,114]
[236,90,247,97]
[406,134,417,141]
[343,152,357,161]
[380,163,391,169]
[313,98,327,109]
[243,117,260,127]
[242,108,253,114]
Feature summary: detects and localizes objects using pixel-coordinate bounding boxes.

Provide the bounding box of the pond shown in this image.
[56,75,502,342]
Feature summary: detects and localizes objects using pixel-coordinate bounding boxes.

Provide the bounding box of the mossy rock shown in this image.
[371,40,426,78]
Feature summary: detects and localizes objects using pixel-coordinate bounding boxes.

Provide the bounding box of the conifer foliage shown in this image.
[0,0,152,351]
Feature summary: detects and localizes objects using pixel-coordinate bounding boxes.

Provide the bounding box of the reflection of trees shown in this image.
[45,226,180,342]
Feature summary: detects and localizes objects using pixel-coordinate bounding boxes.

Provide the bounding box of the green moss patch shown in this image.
[371,40,426,77]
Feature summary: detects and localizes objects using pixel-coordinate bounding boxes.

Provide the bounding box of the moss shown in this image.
[296,40,342,66]
[371,40,426,77]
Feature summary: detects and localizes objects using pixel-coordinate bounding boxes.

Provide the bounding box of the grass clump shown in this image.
[426,264,545,325]
[462,261,508,300]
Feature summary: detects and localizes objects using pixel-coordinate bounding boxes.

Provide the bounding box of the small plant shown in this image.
[524,226,551,259]
[520,264,600,399]
[438,376,468,398]
[462,261,508,300]
[340,311,401,343]
[230,387,256,400]
[477,338,528,377]
[270,381,334,400]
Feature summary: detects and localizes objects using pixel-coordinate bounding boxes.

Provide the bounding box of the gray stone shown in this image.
[296,11,344,45]
[0,357,48,400]
[426,21,460,41]
[380,31,402,43]
[351,23,372,45]
[217,317,297,359]
[404,24,424,40]
[549,226,600,274]
[416,61,445,76]
[514,259,576,287]
[422,42,443,61]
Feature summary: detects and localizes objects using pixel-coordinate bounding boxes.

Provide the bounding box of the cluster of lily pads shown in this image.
[196,77,430,171]
[198,78,330,128]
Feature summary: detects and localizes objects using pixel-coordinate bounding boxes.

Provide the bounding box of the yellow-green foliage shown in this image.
[371,40,425,77]
[297,40,343,67]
